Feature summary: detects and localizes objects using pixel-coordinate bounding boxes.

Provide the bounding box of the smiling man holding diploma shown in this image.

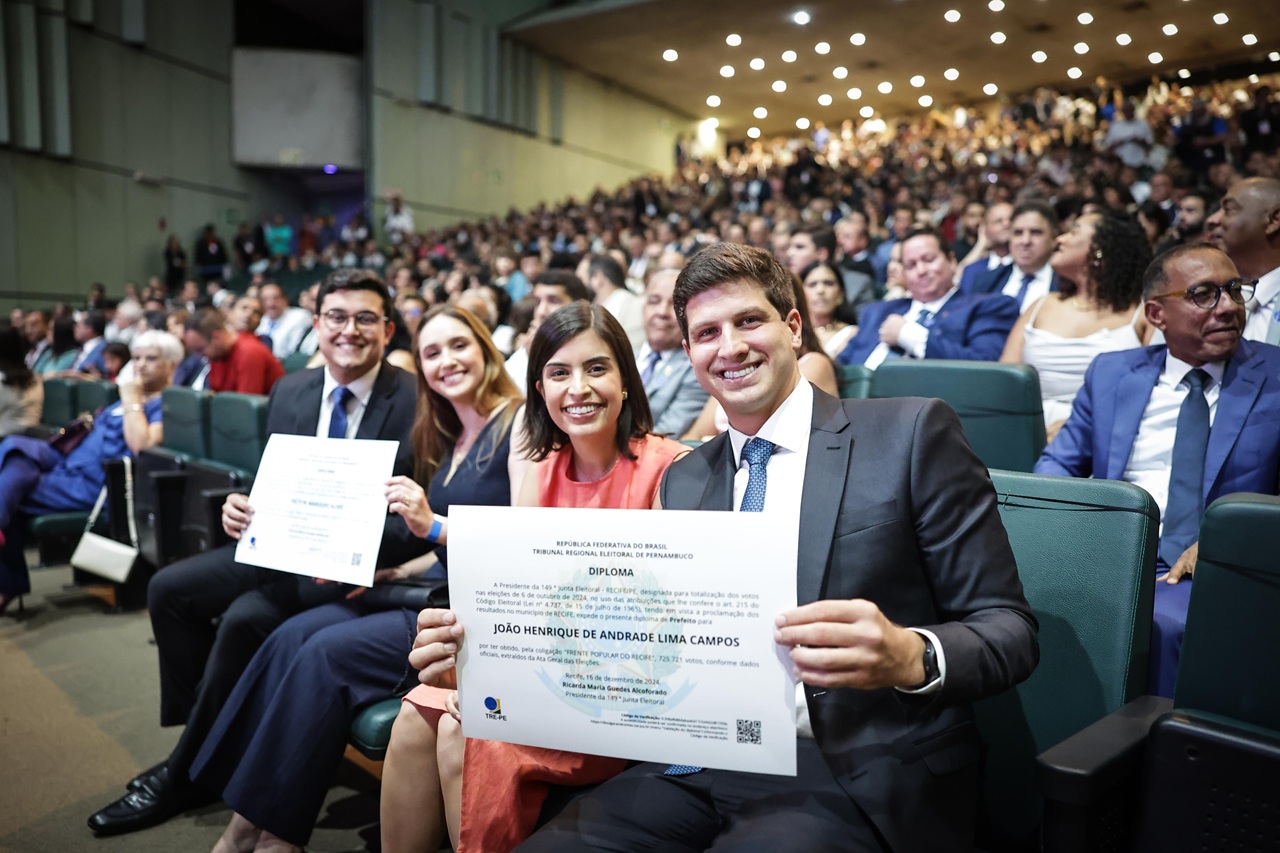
[520,240,1040,852]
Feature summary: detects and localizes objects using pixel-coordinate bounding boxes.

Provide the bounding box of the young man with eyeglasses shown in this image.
[88,269,422,837]
[1036,244,1280,697]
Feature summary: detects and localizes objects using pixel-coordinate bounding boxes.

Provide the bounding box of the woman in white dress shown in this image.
[1001,213,1153,441]
[800,260,859,358]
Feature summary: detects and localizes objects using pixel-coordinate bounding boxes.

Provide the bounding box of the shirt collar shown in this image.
[81,336,103,352]
[1249,264,1280,311]
[987,253,1013,270]
[1015,263,1053,285]
[727,375,813,465]
[322,359,381,406]
[912,286,958,315]
[1161,350,1226,391]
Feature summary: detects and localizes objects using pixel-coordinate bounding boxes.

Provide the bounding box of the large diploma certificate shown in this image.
[234,434,399,585]
[449,506,798,776]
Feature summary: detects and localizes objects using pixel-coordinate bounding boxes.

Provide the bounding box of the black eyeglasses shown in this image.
[1149,278,1257,310]
[320,309,387,331]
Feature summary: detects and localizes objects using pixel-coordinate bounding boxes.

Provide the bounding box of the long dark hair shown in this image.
[50,317,77,357]
[524,302,652,463]
[0,326,35,389]
[1059,214,1152,313]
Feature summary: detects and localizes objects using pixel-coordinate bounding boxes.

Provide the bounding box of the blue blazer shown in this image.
[1035,341,1280,514]
[959,263,1063,300]
[836,291,1020,366]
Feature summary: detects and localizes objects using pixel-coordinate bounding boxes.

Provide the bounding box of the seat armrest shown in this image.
[1037,694,1172,803]
[199,487,239,550]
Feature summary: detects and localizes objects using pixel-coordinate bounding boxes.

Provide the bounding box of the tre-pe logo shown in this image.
[484,697,506,720]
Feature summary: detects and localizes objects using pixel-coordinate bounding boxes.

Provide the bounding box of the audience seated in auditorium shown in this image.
[0,330,183,615]
[1001,213,1153,437]
[385,302,688,853]
[1034,244,1280,697]
[961,200,1063,312]
[789,223,876,321]
[578,254,644,350]
[957,202,1015,293]
[504,271,592,394]
[0,326,43,438]
[22,309,51,374]
[255,283,312,358]
[65,309,109,376]
[182,308,284,395]
[800,259,859,358]
[86,270,424,838]
[637,269,709,438]
[1203,177,1280,343]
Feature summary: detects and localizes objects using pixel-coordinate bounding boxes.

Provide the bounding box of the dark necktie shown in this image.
[1014,272,1036,308]
[916,308,935,329]
[328,386,354,439]
[640,350,662,386]
[1160,368,1210,567]
[666,437,775,777]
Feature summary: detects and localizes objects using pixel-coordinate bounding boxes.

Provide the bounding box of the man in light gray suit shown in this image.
[636,269,708,437]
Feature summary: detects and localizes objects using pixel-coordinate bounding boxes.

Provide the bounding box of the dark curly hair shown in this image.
[1058,214,1151,314]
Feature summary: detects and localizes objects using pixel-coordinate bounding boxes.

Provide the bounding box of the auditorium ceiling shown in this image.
[508,0,1280,135]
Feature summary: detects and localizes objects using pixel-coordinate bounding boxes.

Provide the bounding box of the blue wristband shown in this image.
[426,517,444,543]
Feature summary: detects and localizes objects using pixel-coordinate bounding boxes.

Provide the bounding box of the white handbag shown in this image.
[70,457,141,584]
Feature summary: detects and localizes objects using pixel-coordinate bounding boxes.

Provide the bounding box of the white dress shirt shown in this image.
[505,347,529,394]
[865,287,958,369]
[317,361,381,439]
[1002,264,1053,313]
[257,307,314,358]
[1242,265,1280,343]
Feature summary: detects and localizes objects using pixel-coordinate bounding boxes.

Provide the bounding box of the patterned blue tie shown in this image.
[665,437,775,777]
[1159,369,1210,567]
[640,350,663,386]
[328,386,354,439]
[1014,272,1036,309]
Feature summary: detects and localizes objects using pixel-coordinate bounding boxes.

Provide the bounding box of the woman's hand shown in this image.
[444,689,462,722]
[408,608,464,688]
[117,378,144,408]
[385,475,434,538]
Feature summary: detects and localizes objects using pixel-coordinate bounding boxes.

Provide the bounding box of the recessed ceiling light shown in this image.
[796,117,810,129]
[1075,42,1089,54]
[847,87,862,99]
[818,93,833,106]
[815,41,830,54]
[945,10,961,23]
[726,34,742,46]
[1250,74,1260,83]
[850,32,866,46]
[988,0,1004,11]
[720,65,735,77]
[754,106,768,118]
[1078,12,1093,24]
[1178,68,1191,79]
[983,83,999,95]
[747,127,761,139]
[1243,33,1258,45]
[833,66,848,79]
[944,67,960,80]
[1148,51,1163,63]
[782,50,797,62]
[1032,50,1048,63]
[793,11,811,25]
[750,57,765,70]
[1116,33,1132,46]
[910,75,926,87]
[705,118,719,128]
[919,95,934,107]
[1163,24,1178,36]
[1270,51,1280,61]
[1067,66,1083,79]
[991,31,1007,44]
[706,95,721,107]
[1213,13,1228,24]
[878,81,893,94]
[860,105,874,118]
[772,80,787,92]
[662,49,678,61]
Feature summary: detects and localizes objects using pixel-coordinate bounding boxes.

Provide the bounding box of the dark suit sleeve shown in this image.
[1033,357,1098,477]
[836,303,885,365]
[924,295,1019,361]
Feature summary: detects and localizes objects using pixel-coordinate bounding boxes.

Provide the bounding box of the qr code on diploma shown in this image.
[736,719,762,745]
[351,553,362,567]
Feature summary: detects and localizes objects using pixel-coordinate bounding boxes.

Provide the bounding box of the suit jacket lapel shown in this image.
[297,369,325,436]
[354,362,397,440]
[798,392,851,605]
[699,433,735,511]
[1106,349,1163,479]
[1205,342,1262,497]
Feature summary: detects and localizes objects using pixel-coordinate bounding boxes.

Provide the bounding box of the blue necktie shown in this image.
[916,308,935,329]
[665,437,775,777]
[328,386,354,439]
[1014,272,1035,309]
[1160,369,1210,567]
[640,350,663,386]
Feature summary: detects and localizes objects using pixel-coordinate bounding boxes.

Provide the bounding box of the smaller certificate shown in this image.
[234,434,399,585]
[450,506,798,776]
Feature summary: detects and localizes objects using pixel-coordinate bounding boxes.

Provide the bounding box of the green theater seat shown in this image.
[160,387,212,459]
[350,698,403,761]
[836,363,872,399]
[76,380,119,414]
[41,378,77,427]
[208,393,270,476]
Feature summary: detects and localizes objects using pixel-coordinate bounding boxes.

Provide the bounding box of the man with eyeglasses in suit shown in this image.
[1036,244,1280,697]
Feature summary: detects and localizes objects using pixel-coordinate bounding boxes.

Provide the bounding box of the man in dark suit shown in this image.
[88,269,423,836]
[637,269,708,437]
[1035,244,1280,696]
[960,199,1062,312]
[520,243,1038,852]
[837,228,1020,367]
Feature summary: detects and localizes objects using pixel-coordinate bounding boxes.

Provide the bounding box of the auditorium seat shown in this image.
[40,377,77,427]
[836,363,873,399]
[132,388,212,569]
[870,361,1046,472]
[76,380,120,414]
[281,351,312,373]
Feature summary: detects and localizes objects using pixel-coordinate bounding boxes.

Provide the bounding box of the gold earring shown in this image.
[622,391,628,400]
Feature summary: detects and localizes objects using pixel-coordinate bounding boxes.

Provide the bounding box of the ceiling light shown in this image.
[1116,33,1132,46]
[793,11,811,25]
[1249,74,1260,83]
[796,117,810,129]
[726,34,742,47]
[1148,51,1163,64]
[720,65,735,77]
[818,93,833,106]
[747,127,761,139]
[772,80,787,92]
[910,75,926,87]
[919,95,934,107]
[705,118,719,128]
[988,0,1004,10]
[847,87,862,99]
[833,66,848,79]
[850,32,866,46]
[750,57,765,70]
[859,105,874,118]
[1213,13,1228,24]
[878,81,893,94]
[1178,68,1191,79]
[945,10,961,23]
[1270,52,1280,61]
[815,41,830,54]
[1163,24,1178,36]
[662,49,678,61]
[754,106,768,118]
[1032,50,1047,63]
[706,95,721,107]
[944,67,960,81]
[991,31,1007,44]
[1077,13,1093,24]
[983,83,999,96]
[1074,42,1089,54]
[782,50,797,62]
[1243,33,1258,45]
[1067,66,1083,79]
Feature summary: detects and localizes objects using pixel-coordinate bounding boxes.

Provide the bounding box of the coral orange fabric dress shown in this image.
[403,434,687,853]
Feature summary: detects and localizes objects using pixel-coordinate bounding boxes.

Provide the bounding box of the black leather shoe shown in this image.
[126,761,168,792]
[86,766,208,836]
